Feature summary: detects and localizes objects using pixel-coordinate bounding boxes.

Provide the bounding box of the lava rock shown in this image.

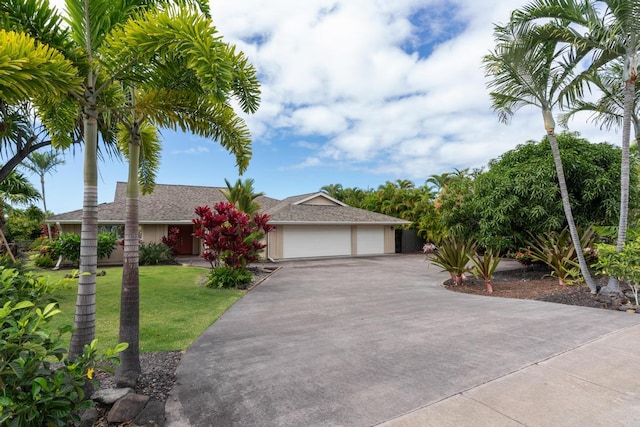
[107,393,150,423]
[92,387,133,405]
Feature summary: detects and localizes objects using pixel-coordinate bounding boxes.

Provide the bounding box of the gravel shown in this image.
[95,351,183,402]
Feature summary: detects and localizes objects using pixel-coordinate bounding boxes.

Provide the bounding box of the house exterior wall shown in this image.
[141,224,167,244]
[384,226,395,254]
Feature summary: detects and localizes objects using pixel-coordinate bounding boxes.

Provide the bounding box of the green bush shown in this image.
[49,232,118,265]
[594,238,640,305]
[204,266,253,289]
[34,252,56,268]
[0,253,23,270]
[139,242,174,265]
[0,268,126,426]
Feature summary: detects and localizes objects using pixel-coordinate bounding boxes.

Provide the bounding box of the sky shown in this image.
[33,0,619,215]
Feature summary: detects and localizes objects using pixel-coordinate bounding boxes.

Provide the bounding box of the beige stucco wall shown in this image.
[384,226,396,254]
[267,228,284,259]
[141,224,168,244]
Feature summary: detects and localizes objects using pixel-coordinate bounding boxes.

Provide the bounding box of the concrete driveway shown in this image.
[166,255,640,426]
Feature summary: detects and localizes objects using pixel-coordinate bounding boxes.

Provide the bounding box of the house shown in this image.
[48,182,410,262]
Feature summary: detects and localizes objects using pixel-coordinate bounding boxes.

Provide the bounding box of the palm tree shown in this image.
[222,178,264,215]
[483,22,599,293]
[560,61,640,153]
[2,0,260,358]
[22,151,65,239]
[510,0,640,294]
[114,40,259,376]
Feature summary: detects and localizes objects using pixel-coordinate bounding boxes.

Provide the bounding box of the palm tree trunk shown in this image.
[40,174,52,239]
[602,78,634,295]
[546,126,598,294]
[69,112,98,358]
[117,124,142,378]
[70,0,100,359]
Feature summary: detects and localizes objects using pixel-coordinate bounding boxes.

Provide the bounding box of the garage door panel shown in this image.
[356,226,385,255]
[283,226,351,258]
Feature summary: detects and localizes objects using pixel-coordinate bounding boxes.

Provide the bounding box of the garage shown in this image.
[282,225,352,258]
[356,226,385,255]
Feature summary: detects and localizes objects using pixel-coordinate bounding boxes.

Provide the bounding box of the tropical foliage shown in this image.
[193,202,274,270]
[0,267,126,426]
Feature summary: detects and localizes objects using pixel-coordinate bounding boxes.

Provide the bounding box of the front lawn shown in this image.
[36,265,244,352]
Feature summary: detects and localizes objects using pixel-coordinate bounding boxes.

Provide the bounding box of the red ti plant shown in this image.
[162,227,180,256]
[193,202,274,269]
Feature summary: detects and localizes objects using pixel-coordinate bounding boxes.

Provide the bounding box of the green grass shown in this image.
[36,265,244,352]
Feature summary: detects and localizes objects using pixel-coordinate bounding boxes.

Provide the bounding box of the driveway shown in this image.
[166,255,640,426]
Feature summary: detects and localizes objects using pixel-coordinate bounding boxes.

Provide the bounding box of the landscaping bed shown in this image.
[443,264,639,312]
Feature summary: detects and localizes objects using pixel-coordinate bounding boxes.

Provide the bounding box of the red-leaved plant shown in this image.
[193,202,274,269]
[162,227,180,256]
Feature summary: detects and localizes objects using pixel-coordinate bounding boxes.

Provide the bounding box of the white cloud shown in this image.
[171,146,210,155]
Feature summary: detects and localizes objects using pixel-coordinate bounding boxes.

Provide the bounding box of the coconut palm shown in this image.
[22,151,65,239]
[483,22,599,293]
[510,0,640,294]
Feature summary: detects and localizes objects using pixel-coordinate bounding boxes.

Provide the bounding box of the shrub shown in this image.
[139,242,174,265]
[0,253,22,270]
[161,227,180,257]
[0,268,127,426]
[428,237,474,286]
[49,232,117,265]
[193,202,274,269]
[204,266,253,289]
[594,239,640,305]
[34,252,56,268]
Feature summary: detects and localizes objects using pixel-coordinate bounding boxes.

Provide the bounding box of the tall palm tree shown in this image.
[114,52,258,376]
[560,61,640,152]
[222,178,264,215]
[22,151,65,239]
[510,0,640,294]
[483,22,599,293]
[2,0,260,358]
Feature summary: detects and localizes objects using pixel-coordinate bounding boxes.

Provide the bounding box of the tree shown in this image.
[483,22,600,293]
[510,0,640,294]
[22,151,65,238]
[560,61,640,154]
[108,2,259,377]
[222,178,265,215]
[471,133,635,251]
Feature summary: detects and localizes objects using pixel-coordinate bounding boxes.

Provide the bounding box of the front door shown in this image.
[170,224,194,255]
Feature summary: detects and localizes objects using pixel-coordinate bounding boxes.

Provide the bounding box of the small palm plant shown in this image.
[469,249,501,293]
[428,237,474,286]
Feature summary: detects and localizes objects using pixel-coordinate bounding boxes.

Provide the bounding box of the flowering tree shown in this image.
[193,202,274,269]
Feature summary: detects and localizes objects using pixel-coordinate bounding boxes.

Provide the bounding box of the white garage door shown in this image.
[356,226,385,255]
[283,225,351,258]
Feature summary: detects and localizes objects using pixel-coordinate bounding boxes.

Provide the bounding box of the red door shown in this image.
[170,225,194,255]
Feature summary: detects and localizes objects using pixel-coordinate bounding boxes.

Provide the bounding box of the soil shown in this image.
[443,264,638,311]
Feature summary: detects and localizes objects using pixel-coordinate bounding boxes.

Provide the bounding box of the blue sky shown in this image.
[36,0,619,214]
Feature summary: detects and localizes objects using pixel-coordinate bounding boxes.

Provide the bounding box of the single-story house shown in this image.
[48,182,410,263]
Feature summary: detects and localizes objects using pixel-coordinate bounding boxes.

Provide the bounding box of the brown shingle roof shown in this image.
[49,185,410,226]
[49,182,280,224]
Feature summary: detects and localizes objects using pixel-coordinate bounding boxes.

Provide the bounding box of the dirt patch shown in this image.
[443,265,638,312]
